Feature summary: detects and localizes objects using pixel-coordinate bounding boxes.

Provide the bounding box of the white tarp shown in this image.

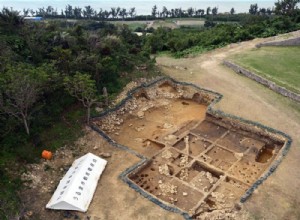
[46,153,107,212]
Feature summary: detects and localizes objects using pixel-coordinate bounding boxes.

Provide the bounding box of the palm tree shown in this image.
[111,7,117,19]
[119,8,127,20]
[206,7,211,15]
[230,7,235,15]
[212,7,218,16]
[84,5,94,19]
[129,7,136,18]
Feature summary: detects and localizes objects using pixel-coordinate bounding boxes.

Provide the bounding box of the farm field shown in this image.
[110,18,206,30]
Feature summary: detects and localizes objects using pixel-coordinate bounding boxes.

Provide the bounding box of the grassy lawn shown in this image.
[230,46,300,93]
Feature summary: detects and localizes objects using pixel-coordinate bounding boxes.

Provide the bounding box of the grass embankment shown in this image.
[231,46,300,93]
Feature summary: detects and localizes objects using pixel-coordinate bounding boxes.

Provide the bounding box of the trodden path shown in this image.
[156,32,300,220]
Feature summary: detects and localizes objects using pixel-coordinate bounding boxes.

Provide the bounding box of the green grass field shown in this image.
[231,46,300,93]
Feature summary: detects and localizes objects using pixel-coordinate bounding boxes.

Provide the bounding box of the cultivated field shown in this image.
[111,18,205,30]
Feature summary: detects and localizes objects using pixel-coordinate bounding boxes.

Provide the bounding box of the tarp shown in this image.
[46,153,107,212]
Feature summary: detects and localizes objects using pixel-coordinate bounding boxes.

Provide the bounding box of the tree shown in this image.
[187,7,194,17]
[64,72,98,124]
[0,8,23,33]
[162,6,168,18]
[129,7,136,18]
[152,5,157,17]
[275,0,300,15]
[23,8,30,16]
[212,7,218,16]
[65,4,73,18]
[267,8,273,15]
[114,7,120,18]
[46,6,54,17]
[119,8,127,20]
[206,7,211,15]
[249,4,258,15]
[260,8,267,15]
[84,5,94,19]
[74,7,82,19]
[111,7,117,19]
[0,63,49,135]
[230,7,235,15]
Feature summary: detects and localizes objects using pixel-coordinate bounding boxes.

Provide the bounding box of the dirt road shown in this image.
[156,33,300,219]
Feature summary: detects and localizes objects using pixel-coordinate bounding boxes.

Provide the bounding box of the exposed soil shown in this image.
[19,30,300,220]
[156,30,300,219]
[91,79,285,219]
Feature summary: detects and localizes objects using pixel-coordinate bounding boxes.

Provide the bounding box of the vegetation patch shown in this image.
[230,46,300,93]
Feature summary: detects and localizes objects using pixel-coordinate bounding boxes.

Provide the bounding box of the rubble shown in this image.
[161,150,173,159]
[159,164,171,176]
[158,182,178,196]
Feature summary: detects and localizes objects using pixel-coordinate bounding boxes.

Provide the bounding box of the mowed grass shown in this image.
[231,46,300,93]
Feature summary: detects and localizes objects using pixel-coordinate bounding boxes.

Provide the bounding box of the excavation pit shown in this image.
[92,78,290,219]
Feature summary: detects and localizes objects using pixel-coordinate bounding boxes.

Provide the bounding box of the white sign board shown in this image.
[46,153,107,212]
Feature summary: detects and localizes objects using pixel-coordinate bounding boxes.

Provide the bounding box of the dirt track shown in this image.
[156,32,300,219]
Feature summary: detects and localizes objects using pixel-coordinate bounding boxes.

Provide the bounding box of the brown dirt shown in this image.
[156,31,300,219]
[20,31,300,220]
[20,127,181,220]
[89,77,286,219]
[109,98,207,158]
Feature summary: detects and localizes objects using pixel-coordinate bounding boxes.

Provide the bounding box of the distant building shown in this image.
[24,17,43,21]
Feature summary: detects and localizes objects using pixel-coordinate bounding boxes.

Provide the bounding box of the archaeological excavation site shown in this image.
[91,77,291,219]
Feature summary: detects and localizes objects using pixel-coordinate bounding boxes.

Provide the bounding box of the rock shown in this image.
[183,192,188,196]
[161,150,173,159]
[137,111,145,118]
[26,211,33,217]
[100,152,111,158]
[158,164,170,176]
[163,123,173,129]
[234,152,244,159]
[93,146,99,150]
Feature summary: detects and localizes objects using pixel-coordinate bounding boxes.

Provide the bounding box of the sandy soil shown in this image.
[20,31,300,220]
[156,31,300,219]
[20,127,182,220]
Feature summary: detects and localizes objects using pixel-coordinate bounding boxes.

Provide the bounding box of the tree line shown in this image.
[18,1,299,21]
[0,1,299,218]
[143,0,300,57]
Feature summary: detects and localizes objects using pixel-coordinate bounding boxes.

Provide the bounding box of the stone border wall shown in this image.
[223,61,300,102]
[90,76,292,219]
[256,37,300,47]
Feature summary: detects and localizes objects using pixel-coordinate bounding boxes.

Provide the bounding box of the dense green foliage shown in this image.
[144,13,300,58]
[231,46,300,93]
[0,0,300,218]
[0,8,156,219]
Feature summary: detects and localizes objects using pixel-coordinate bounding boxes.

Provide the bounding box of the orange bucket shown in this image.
[42,150,52,160]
